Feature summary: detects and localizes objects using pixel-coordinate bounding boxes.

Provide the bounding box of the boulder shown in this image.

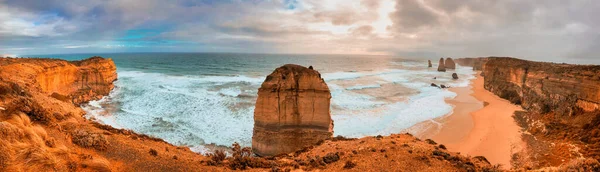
[431,83,440,88]
[437,58,446,72]
[428,60,432,68]
[445,58,456,69]
[252,64,333,156]
[452,73,459,80]
[440,85,447,88]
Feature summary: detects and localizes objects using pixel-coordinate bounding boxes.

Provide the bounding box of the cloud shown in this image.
[0,0,598,63]
[389,0,439,32]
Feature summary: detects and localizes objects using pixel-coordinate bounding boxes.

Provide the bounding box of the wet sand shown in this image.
[408,72,525,169]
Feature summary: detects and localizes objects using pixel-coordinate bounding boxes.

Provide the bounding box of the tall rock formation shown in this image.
[445,58,456,69]
[253,64,333,156]
[428,60,432,67]
[437,58,446,72]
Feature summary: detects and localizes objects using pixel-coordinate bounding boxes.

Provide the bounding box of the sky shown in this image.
[0,0,598,63]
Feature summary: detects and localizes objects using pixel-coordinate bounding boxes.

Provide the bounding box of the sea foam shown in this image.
[82,62,476,153]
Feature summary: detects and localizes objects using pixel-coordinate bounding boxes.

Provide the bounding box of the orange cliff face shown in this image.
[1,56,117,105]
[482,57,600,115]
[478,57,600,168]
[0,57,217,171]
[252,64,333,156]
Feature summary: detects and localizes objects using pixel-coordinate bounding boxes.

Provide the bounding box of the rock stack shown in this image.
[437,58,446,72]
[428,60,432,67]
[445,58,456,69]
[252,64,333,156]
[452,73,459,80]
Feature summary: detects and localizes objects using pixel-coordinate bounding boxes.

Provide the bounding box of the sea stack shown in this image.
[437,58,446,72]
[452,73,459,80]
[445,58,456,69]
[428,60,432,67]
[252,64,333,156]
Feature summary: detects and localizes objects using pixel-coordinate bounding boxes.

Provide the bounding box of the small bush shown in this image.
[438,144,447,150]
[343,161,357,169]
[432,150,450,159]
[332,135,356,141]
[149,149,158,157]
[228,142,275,170]
[425,139,437,145]
[322,152,339,164]
[207,150,226,166]
[474,156,490,164]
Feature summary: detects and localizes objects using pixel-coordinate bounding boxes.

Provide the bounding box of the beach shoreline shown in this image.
[408,72,525,169]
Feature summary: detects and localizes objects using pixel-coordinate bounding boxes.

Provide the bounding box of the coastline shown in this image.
[409,72,525,168]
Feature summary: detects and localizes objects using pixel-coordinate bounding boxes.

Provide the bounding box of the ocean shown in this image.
[32,52,475,154]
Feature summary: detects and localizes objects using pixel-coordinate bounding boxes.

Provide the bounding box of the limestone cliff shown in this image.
[253,64,333,156]
[0,57,217,171]
[0,57,116,105]
[455,57,488,71]
[482,57,600,167]
[483,57,600,114]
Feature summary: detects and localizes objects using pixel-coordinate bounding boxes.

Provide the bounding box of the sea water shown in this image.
[32,53,475,154]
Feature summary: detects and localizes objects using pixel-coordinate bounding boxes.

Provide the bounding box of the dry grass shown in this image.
[557,158,600,171]
[0,113,72,171]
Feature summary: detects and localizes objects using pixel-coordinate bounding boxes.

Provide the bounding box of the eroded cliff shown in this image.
[483,57,600,115]
[455,57,488,71]
[481,57,600,168]
[0,57,217,171]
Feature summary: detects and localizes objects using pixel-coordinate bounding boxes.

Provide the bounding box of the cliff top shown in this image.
[0,56,113,67]
[260,64,329,91]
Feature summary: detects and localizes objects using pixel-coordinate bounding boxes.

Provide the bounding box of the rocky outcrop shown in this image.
[445,58,456,69]
[483,57,600,114]
[0,56,116,105]
[452,73,459,80]
[482,57,600,166]
[437,58,446,72]
[253,64,333,156]
[428,60,432,67]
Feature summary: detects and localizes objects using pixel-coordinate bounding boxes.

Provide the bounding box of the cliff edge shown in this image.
[0,57,216,171]
[455,57,600,170]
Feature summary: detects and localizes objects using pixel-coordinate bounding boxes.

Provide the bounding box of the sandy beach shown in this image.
[410,72,525,169]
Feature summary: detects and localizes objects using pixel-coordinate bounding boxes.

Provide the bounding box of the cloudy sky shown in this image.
[0,0,598,63]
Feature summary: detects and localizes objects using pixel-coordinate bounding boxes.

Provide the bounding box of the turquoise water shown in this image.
[32,53,475,154]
